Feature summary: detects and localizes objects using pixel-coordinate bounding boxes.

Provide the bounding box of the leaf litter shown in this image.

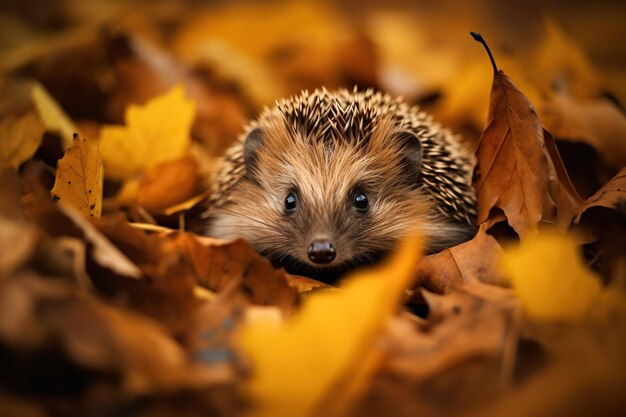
[0,2,625,417]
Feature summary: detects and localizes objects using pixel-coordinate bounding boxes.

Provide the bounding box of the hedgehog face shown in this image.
[206,89,477,282]
[208,117,431,281]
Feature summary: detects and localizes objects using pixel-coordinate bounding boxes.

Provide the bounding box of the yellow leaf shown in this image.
[0,112,45,169]
[31,82,79,149]
[51,134,103,218]
[238,236,424,417]
[99,85,196,181]
[501,232,601,321]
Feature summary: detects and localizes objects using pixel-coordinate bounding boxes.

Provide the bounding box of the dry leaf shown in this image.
[412,224,504,295]
[238,236,423,417]
[30,82,78,149]
[362,282,518,414]
[471,33,580,238]
[501,232,601,321]
[0,274,216,395]
[174,233,299,315]
[51,133,103,218]
[137,155,199,212]
[99,85,196,181]
[0,112,45,170]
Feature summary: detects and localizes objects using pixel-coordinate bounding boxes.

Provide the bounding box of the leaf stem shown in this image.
[470,32,498,73]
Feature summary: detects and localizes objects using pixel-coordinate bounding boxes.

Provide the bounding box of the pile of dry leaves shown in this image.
[0,1,625,416]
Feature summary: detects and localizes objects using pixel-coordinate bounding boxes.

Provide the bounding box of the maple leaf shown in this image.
[0,112,45,170]
[99,85,196,181]
[237,236,423,417]
[51,133,103,218]
[470,33,581,238]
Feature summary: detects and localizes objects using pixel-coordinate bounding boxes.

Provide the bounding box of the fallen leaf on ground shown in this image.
[412,224,504,295]
[173,233,299,315]
[0,112,45,169]
[0,274,218,395]
[51,133,103,218]
[352,281,519,417]
[237,236,423,417]
[99,85,196,181]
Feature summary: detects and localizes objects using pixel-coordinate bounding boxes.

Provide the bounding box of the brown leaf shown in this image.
[22,169,142,282]
[285,274,330,294]
[91,216,199,334]
[353,282,519,416]
[471,33,580,238]
[0,274,218,395]
[412,224,504,295]
[173,233,299,315]
[51,133,103,218]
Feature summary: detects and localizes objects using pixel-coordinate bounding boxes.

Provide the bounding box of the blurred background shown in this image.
[1,0,625,196]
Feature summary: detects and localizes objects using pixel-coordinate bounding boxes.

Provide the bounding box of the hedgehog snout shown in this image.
[307,239,336,264]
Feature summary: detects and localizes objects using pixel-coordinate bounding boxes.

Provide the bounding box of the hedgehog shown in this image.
[200,88,476,281]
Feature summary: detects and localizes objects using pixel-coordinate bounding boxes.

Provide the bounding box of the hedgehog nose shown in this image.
[307,240,336,264]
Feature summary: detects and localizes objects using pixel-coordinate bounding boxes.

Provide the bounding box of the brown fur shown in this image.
[201,88,476,279]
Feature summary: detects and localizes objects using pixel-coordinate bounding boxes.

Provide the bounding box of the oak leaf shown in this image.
[0,112,45,169]
[99,85,196,181]
[237,236,423,417]
[51,133,103,218]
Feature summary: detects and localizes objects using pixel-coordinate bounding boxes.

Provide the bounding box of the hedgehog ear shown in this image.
[243,128,264,171]
[395,130,423,174]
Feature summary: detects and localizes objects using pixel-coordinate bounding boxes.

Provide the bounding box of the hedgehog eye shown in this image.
[353,192,368,212]
[285,191,298,212]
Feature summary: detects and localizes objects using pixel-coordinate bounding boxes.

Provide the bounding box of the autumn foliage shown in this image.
[0,1,625,417]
